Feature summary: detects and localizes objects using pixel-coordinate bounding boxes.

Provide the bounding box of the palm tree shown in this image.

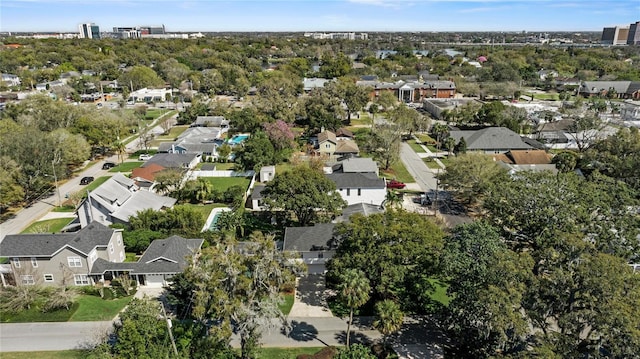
[431,123,450,151]
[337,269,371,347]
[195,178,213,203]
[444,137,456,156]
[112,141,126,164]
[385,190,403,209]
[373,299,404,349]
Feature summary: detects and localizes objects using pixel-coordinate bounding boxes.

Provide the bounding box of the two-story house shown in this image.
[325,157,386,206]
[0,222,125,287]
[317,130,359,157]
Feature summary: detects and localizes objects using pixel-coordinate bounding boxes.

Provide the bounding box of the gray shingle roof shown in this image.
[339,157,378,173]
[0,222,115,257]
[283,223,336,252]
[251,185,266,200]
[333,203,384,223]
[580,81,634,95]
[90,235,203,275]
[326,172,386,189]
[449,127,533,151]
[143,153,198,169]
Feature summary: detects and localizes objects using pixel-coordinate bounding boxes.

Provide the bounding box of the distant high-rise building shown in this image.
[601,22,639,45]
[112,25,165,38]
[628,21,640,45]
[79,23,100,39]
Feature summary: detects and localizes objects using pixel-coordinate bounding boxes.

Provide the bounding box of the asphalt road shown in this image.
[0,316,380,352]
[399,142,472,228]
[0,114,177,243]
[0,321,113,352]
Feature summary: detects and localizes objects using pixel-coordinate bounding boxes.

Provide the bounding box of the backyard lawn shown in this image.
[21,218,74,234]
[150,125,189,147]
[108,161,143,173]
[257,347,329,359]
[201,176,251,193]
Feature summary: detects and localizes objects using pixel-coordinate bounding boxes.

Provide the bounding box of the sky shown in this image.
[0,0,638,33]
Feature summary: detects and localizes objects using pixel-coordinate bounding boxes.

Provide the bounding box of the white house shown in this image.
[127,88,170,103]
[325,157,386,206]
[1,73,21,87]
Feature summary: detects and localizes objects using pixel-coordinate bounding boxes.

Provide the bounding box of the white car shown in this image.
[138,154,152,161]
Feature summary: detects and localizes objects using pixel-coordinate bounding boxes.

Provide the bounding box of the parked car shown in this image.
[80,176,94,185]
[386,179,406,189]
[102,162,116,170]
[138,154,152,161]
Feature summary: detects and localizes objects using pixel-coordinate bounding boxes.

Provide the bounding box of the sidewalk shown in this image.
[412,135,446,170]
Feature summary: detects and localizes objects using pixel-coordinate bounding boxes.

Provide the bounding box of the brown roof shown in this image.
[131,163,166,182]
[494,150,552,165]
[336,128,354,138]
[335,140,360,154]
[318,130,337,144]
[536,119,575,132]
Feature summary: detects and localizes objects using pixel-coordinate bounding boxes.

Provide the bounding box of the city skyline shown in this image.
[0,0,638,33]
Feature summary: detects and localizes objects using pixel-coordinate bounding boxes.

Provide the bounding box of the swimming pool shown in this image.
[202,207,232,232]
[227,134,250,145]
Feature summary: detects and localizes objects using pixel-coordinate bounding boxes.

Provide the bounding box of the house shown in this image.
[577,81,640,99]
[157,127,226,158]
[35,80,65,91]
[131,163,167,190]
[1,73,21,87]
[260,166,275,182]
[357,79,456,102]
[191,116,229,128]
[77,173,177,227]
[303,77,333,92]
[283,223,337,274]
[317,130,359,157]
[90,235,203,288]
[142,153,201,170]
[333,202,384,223]
[448,127,538,154]
[250,184,266,211]
[494,149,557,174]
[327,172,386,206]
[324,157,379,176]
[335,128,354,140]
[0,222,125,287]
[127,88,170,103]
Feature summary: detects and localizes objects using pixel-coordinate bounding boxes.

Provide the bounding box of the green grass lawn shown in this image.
[1,302,78,322]
[70,295,134,321]
[129,149,158,159]
[423,158,444,170]
[531,92,560,101]
[201,176,251,193]
[84,176,112,192]
[381,160,415,184]
[196,162,235,170]
[428,278,451,306]
[150,125,189,147]
[181,203,218,220]
[407,139,426,153]
[21,218,74,234]
[145,108,170,120]
[125,252,138,262]
[0,350,87,359]
[279,292,295,315]
[51,205,76,212]
[108,161,143,173]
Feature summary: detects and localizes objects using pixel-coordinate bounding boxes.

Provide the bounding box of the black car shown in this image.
[80,176,95,185]
[102,162,116,170]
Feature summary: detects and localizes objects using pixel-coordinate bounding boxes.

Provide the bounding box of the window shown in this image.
[109,243,114,253]
[43,274,54,282]
[74,275,90,286]
[89,251,97,266]
[68,257,82,267]
[346,188,350,196]
[357,188,361,196]
[318,252,324,259]
[119,251,125,261]
[21,275,35,285]
[117,236,122,246]
[12,258,20,268]
[31,257,38,268]
[325,143,330,149]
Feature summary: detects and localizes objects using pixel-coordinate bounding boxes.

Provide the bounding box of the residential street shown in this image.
[0,114,176,243]
[399,141,472,228]
[0,321,113,352]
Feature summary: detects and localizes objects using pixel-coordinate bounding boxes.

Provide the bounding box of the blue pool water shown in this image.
[208,212,223,230]
[227,134,249,145]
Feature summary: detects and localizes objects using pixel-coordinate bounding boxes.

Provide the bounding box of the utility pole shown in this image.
[161,303,179,357]
[52,151,62,207]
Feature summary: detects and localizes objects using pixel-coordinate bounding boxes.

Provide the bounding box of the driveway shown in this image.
[288,274,334,317]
